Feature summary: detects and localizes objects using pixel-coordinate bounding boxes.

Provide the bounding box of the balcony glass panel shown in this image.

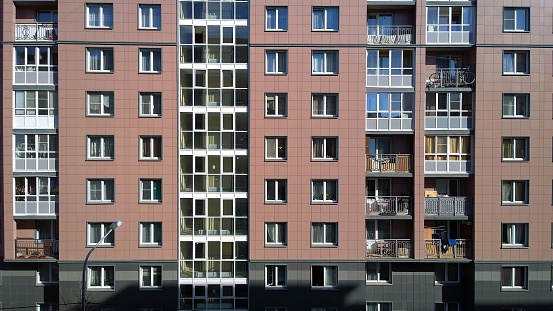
[425,92,472,130]
[367,49,413,87]
[424,136,471,173]
[366,92,413,130]
[426,7,474,44]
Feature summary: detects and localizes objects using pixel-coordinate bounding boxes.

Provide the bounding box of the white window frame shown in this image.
[501,266,528,290]
[266,7,288,31]
[501,180,529,204]
[139,48,162,73]
[265,179,287,203]
[312,51,339,74]
[265,222,287,246]
[367,92,414,121]
[14,134,58,160]
[312,7,339,31]
[86,91,114,116]
[139,136,162,160]
[87,266,115,289]
[87,136,114,160]
[312,137,338,160]
[311,222,338,246]
[312,94,338,117]
[140,222,162,245]
[366,262,391,283]
[502,223,529,247]
[311,265,338,288]
[503,51,529,74]
[502,94,529,118]
[15,177,58,203]
[14,90,57,116]
[86,48,114,72]
[424,136,471,161]
[140,265,162,288]
[140,179,162,203]
[265,50,287,74]
[434,263,459,284]
[36,263,59,285]
[139,92,161,116]
[503,8,529,32]
[366,302,392,311]
[265,93,287,117]
[265,265,287,288]
[311,180,338,203]
[86,3,113,28]
[502,137,528,161]
[366,49,413,80]
[265,137,287,160]
[87,223,115,246]
[87,179,114,203]
[138,5,161,30]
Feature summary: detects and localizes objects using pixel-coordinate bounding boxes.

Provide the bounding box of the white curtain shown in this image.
[266,54,276,72]
[312,53,324,72]
[312,11,324,29]
[142,52,151,71]
[503,53,514,72]
[88,6,100,27]
[266,10,276,29]
[89,50,100,71]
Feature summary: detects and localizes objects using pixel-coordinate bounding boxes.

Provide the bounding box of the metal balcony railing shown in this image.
[15,238,58,259]
[424,196,472,216]
[366,239,411,258]
[366,154,412,173]
[426,68,475,88]
[15,23,58,41]
[367,26,412,44]
[366,196,411,216]
[424,239,471,259]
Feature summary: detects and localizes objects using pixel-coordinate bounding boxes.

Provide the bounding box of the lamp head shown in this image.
[109,220,123,230]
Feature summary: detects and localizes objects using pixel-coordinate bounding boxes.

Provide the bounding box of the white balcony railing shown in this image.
[366,196,411,216]
[426,26,473,44]
[368,26,412,44]
[15,23,58,41]
[14,199,58,217]
[366,239,411,258]
[424,160,471,174]
[424,239,471,259]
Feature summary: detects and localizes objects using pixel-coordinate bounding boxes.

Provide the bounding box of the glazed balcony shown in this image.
[15,238,58,259]
[424,196,472,218]
[426,68,475,89]
[367,26,412,45]
[424,239,471,259]
[366,154,412,174]
[366,196,411,217]
[15,23,57,41]
[366,239,411,258]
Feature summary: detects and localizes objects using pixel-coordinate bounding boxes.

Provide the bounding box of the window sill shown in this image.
[265,159,287,162]
[366,281,392,286]
[86,201,115,205]
[86,114,115,118]
[311,286,338,290]
[311,73,339,76]
[86,244,114,248]
[265,73,288,76]
[86,71,114,74]
[139,158,162,162]
[139,115,162,118]
[139,286,162,291]
[502,73,530,76]
[265,115,287,119]
[311,201,338,205]
[139,244,162,248]
[501,116,529,119]
[501,159,529,162]
[500,287,528,292]
[139,201,162,204]
[138,27,162,31]
[503,30,530,33]
[87,287,115,291]
[265,286,288,290]
[500,202,529,206]
[265,244,287,248]
[139,71,162,74]
[36,282,59,287]
[264,201,287,205]
[434,282,460,286]
[311,244,338,248]
[265,29,287,32]
[85,27,113,30]
[311,29,339,32]
[501,245,529,249]
[311,115,339,119]
[86,158,114,161]
[311,158,338,162]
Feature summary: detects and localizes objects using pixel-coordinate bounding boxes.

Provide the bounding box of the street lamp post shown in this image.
[81,220,122,311]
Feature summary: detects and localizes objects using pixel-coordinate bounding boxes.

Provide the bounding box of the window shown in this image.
[501,180,529,204]
[14,134,58,162]
[311,222,338,246]
[265,222,287,246]
[265,265,287,288]
[266,179,287,203]
[504,8,529,32]
[14,90,57,116]
[88,266,114,289]
[312,180,338,203]
[140,136,162,160]
[266,7,287,31]
[312,51,338,74]
[311,266,337,288]
[140,266,162,288]
[86,4,113,28]
[265,93,287,117]
[36,263,59,284]
[139,5,161,29]
[14,46,58,85]
[266,51,287,74]
[312,7,339,31]
[87,91,114,116]
[502,223,529,247]
[435,263,459,284]
[140,222,162,245]
[366,303,392,311]
[37,304,57,311]
[15,177,58,203]
[265,137,287,160]
[366,263,391,283]
[312,94,338,117]
[367,92,414,121]
[312,137,337,160]
[424,136,471,161]
[501,266,528,289]
[503,51,529,74]
[140,179,162,203]
[87,48,114,72]
[139,49,162,73]
[502,137,528,161]
[87,223,115,246]
[435,303,460,311]
[139,92,161,116]
[87,136,114,160]
[502,94,529,118]
[87,179,114,203]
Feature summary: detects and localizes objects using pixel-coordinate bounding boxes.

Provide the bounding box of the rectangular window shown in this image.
[265,137,287,160]
[88,266,114,289]
[87,91,114,116]
[139,92,161,116]
[265,265,287,288]
[139,48,162,73]
[87,179,114,203]
[15,177,58,203]
[501,180,529,204]
[504,8,529,32]
[502,137,528,161]
[367,92,414,120]
[312,7,339,31]
[502,94,529,118]
[140,136,162,160]
[502,223,529,247]
[366,303,392,311]
[266,93,287,117]
[266,7,288,31]
[265,222,287,246]
[87,136,114,160]
[312,137,338,160]
[266,50,287,74]
[312,51,339,74]
[140,179,162,203]
[36,263,59,284]
[312,94,338,117]
[140,266,162,288]
[87,223,115,246]
[311,222,338,246]
[424,136,471,161]
[86,4,113,28]
[140,222,162,245]
[139,5,161,29]
[435,263,459,284]
[311,265,338,288]
[14,90,57,116]
[87,48,114,72]
[265,179,287,203]
[14,134,58,161]
[312,180,338,203]
[503,51,529,74]
[366,262,391,283]
[501,266,528,289]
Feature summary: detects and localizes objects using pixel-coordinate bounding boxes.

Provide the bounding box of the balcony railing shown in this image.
[366,196,411,216]
[366,239,411,258]
[426,68,475,88]
[424,160,472,174]
[424,196,472,216]
[15,23,58,41]
[14,200,58,217]
[15,238,58,259]
[425,239,471,259]
[366,154,412,173]
[368,26,412,44]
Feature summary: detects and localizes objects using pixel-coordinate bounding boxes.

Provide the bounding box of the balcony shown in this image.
[366,154,412,174]
[14,200,58,218]
[426,68,475,89]
[366,196,411,217]
[15,23,57,41]
[366,239,411,258]
[368,26,412,45]
[15,238,58,259]
[424,239,471,259]
[424,196,472,218]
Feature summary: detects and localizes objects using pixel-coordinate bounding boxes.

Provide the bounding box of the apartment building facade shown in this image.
[1,0,553,310]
